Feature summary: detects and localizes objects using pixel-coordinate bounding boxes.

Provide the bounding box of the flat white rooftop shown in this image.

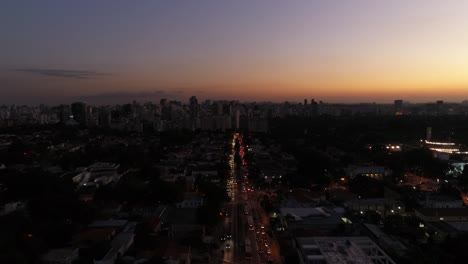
[297,237,395,264]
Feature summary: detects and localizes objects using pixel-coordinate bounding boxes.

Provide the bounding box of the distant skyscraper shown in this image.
[71,102,87,125]
[427,126,432,141]
[394,100,403,115]
[436,100,444,115]
[304,99,308,105]
[160,98,171,120]
[189,96,199,129]
[59,104,72,123]
[189,96,199,118]
[98,106,111,127]
[311,99,318,116]
[223,103,232,115]
[217,102,223,115]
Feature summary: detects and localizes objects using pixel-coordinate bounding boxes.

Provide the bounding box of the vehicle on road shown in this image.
[247,216,254,231]
[258,247,264,254]
[245,238,252,259]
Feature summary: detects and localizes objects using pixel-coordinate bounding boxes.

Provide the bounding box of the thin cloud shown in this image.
[13,68,109,79]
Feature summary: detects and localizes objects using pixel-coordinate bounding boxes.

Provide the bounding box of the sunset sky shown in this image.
[1,0,468,104]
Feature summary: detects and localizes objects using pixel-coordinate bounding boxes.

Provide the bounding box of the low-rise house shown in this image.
[328,189,358,203]
[131,205,167,219]
[363,224,408,258]
[280,207,349,234]
[176,193,204,209]
[73,229,115,261]
[131,205,168,233]
[421,194,463,208]
[89,220,128,231]
[74,162,120,189]
[94,231,134,264]
[415,208,468,222]
[136,238,191,264]
[282,189,326,207]
[347,165,392,180]
[294,236,396,264]
[345,198,405,216]
[41,248,79,264]
[424,221,460,242]
[191,164,218,178]
[166,208,205,241]
[74,221,136,264]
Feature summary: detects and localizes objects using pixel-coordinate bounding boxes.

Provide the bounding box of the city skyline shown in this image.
[2,0,468,104]
[3,2,468,262]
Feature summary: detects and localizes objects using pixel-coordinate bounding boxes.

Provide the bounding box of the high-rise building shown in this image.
[436,100,444,115]
[189,96,199,119]
[394,100,403,115]
[58,104,72,123]
[223,103,232,115]
[311,99,318,116]
[189,96,199,129]
[71,102,87,125]
[304,99,308,105]
[160,99,171,120]
[98,106,111,127]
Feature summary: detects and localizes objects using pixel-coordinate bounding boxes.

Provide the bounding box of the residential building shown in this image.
[415,208,468,222]
[294,236,396,264]
[41,248,79,264]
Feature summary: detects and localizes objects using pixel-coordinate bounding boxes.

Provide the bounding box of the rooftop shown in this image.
[280,207,346,228]
[166,208,198,225]
[417,208,468,217]
[89,219,128,228]
[296,236,395,264]
[42,248,78,261]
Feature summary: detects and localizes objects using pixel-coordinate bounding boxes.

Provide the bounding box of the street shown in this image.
[220,133,282,264]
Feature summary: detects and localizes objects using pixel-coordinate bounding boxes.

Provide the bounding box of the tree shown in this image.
[365,211,382,224]
[196,205,221,226]
[150,179,184,204]
[261,196,274,213]
[384,214,404,235]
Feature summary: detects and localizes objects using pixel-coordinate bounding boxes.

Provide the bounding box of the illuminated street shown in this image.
[221,133,282,264]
